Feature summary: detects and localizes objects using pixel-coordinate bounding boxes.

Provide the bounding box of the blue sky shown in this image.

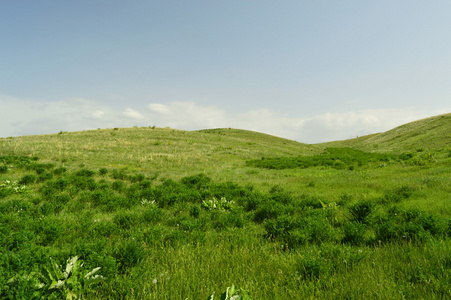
[1,1,450,143]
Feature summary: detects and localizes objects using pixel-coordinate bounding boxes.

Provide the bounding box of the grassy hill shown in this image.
[1,115,451,299]
[321,113,451,152]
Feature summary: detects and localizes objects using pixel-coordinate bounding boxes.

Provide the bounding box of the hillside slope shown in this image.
[320,113,451,152]
[0,127,318,181]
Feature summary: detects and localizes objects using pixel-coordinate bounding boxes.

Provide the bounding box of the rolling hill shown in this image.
[320,113,451,152]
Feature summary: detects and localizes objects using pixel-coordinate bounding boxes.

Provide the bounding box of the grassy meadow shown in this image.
[1,114,451,299]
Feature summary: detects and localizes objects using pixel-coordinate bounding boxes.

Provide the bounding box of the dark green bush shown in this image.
[91,221,118,237]
[269,191,293,206]
[264,215,297,239]
[0,198,32,214]
[141,205,165,224]
[113,211,140,230]
[419,213,447,236]
[53,167,67,175]
[297,257,328,280]
[75,169,95,177]
[0,165,8,173]
[341,222,366,245]
[305,215,335,244]
[181,173,211,189]
[253,200,284,223]
[35,167,46,175]
[349,201,375,223]
[39,202,56,216]
[129,174,145,183]
[115,240,146,272]
[190,204,201,218]
[383,186,415,203]
[88,190,109,207]
[19,174,37,185]
[42,178,69,193]
[6,230,35,251]
[71,176,97,191]
[299,196,324,209]
[38,172,53,182]
[111,169,127,180]
[37,218,63,245]
[163,229,188,246]
[247,147,410,170]
[112,180,125,191]
[99,168,108,175]
[143,226,167,245]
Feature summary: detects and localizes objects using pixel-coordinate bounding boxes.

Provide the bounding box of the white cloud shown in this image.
[0,95,449,143]
[123,108,144,119]
[147,102,227,129]
[148,103,169,114]
[0,96,147,137]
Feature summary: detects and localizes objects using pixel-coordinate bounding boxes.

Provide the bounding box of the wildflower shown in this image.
[153,279,157,284]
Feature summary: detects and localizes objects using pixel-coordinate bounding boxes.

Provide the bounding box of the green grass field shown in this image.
[1,114,451,299]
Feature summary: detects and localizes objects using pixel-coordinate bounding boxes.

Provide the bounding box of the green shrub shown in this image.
[246,147,410,170]
[212,209,245,230]
[264,214,297,239]
[111,169,127,180]
[38,172,53,182]
[341,222,366,245]
[72,176,98,191]
[112,180,125,191]
[115,240,146,272]
[53,167,67,175]
[6,230,35,251]
[419,213,447,236]
[181,173,211,189]
[19,174,37,185]
[75,169,95,177]
[253,200,284,223]
[34,218,63,245]
[190,204,201,218]
[297,257,328,280]
[163,229,189,246]
[141,205,165,224]
[129,174,145,183]
[91,221,118,238]
[98,168,108,175]
[299,196,324,209]
[89,190,110,207]
[349,201,375,223]
[0,198,32,214]
[113,211,140,230]
[39,202,56,216]
[373,219,398,243]
[35,167,46,175]
[0,165,8,173]
[305,215,335,244]
[383,186,415,203]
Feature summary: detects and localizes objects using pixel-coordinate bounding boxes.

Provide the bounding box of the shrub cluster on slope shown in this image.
[246,147,414,170]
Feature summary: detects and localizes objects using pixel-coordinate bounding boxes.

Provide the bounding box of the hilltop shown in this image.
[0,127,318,186]
[320,113,451,152]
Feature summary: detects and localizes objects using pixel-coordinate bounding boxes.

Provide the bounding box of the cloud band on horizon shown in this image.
[0,96,448,143]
